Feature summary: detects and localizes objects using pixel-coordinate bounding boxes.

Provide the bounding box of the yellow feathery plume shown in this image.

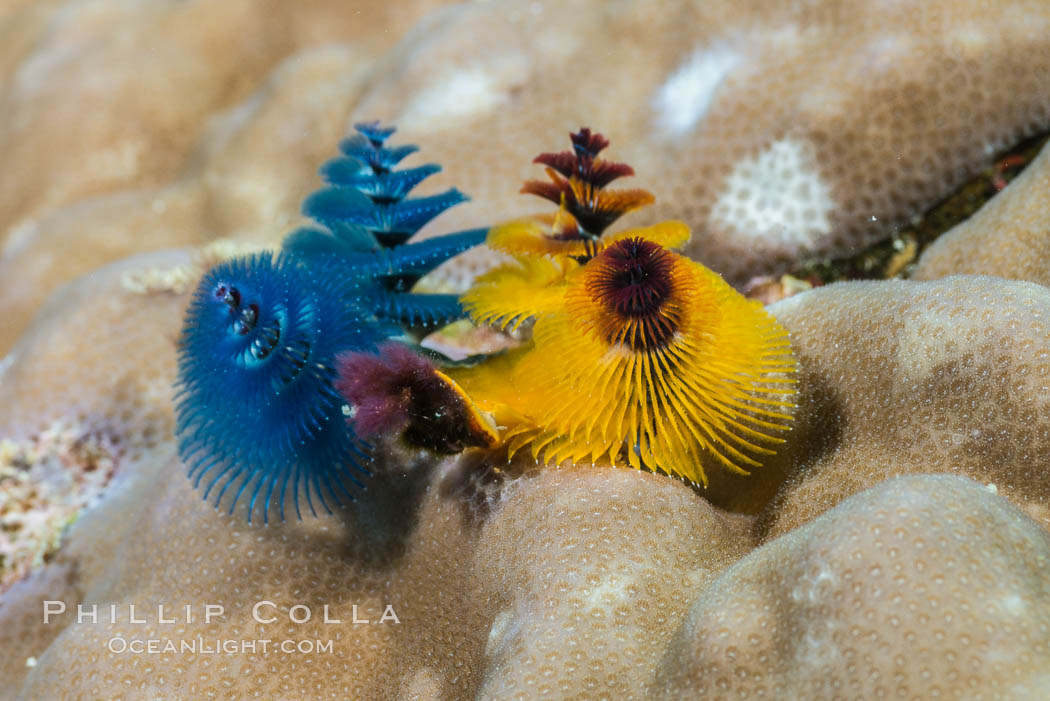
[485,216,590,258]
[461,254,577,331]
[486,217,690,260]
[450,237,796,485]
[470,220,691,331]
[600,220,690,251]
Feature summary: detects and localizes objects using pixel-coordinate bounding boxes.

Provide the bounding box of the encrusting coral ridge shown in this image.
[913,137,1050,286]
[3,1,1050,699]
[652,474,1050,700]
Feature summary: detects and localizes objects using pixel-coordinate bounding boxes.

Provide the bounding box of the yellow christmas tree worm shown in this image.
[451,128,797,485]
[452,236,796,485]
[465,127,688,330]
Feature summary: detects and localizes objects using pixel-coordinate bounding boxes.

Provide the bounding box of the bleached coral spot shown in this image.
[652,46,740,135]
[711,138,834,248]
[584,573,632,610]
[484,609,519,659]
[399,55,529,132]
[894,306,991,383]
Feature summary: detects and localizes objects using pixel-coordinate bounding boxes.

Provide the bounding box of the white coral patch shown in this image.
[652,46,740,135]
[999,592,1025,617]
[399,55,529,132]
[484,608,519,659]
[584,573,631,610]
[711,138,834,248]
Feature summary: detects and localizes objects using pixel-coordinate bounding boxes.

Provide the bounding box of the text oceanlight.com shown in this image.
[106,637,334,655]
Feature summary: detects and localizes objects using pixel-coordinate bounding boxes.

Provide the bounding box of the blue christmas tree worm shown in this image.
[174,123,486,523]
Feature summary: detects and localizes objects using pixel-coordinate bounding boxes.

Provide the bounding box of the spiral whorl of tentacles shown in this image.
[175,122,486,523]
[482,127,657,263]
[464,127,684,331]
[522,127,652,240]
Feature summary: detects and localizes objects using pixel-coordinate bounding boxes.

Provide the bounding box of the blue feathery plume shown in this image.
[292,120,467,251]
[174,122,487,523]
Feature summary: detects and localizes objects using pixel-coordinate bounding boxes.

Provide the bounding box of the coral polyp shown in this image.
[174,123,486,522]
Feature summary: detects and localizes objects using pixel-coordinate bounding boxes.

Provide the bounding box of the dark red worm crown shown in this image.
[594,238,674,317]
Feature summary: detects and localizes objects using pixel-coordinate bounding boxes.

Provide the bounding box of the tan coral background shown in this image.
[2,0,1050,699]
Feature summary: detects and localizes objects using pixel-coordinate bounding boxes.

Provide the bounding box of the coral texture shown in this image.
[355,0,1050,285]
[0,0,456,353]
[653,474,1050,700]
[913,140,1050,285]
[3,0,1050,699]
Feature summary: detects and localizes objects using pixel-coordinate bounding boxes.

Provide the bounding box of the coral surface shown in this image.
[653,475,1050,700]
[913,141,1050,285]
[3,0,1050,699]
